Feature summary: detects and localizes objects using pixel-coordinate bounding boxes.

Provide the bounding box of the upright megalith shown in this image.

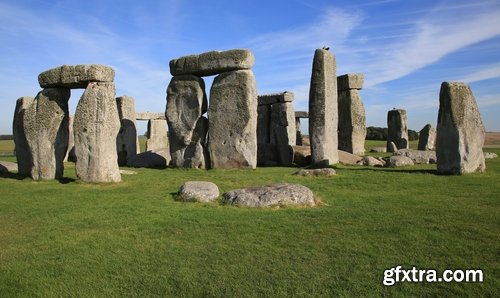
[146,119,169,152]
[417,124,436,151]
[436,82,485,174]
[387,109,409,152]
[116,95,139,166]
[64,115,76,162]
[24,88,70,180]
[166,75,208,168]
[209,70,257,168]
[295,111,309,146]
[337,73,366,155]
[309,48,338,166]
[38,64,115,89]
[12,96,34,176]
[74,82,121,182]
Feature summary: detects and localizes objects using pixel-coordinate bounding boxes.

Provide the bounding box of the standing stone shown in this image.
[270,102,296,165]
[24,88,70,180]
[74,82,121,182]
[337,74,366,155]
[64,115,76,162]
[309,48,338,166]
[166,75,207,168]
[257,105,271,144]
[116,95,139,166]
[417,124,436,151]
[436,82,485,174]
[387,109,409,152]
[146,119,169,152]
[12,96,33,176]
[209,70,257,168]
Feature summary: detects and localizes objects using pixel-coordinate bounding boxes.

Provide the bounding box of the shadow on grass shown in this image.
[0,171,76,184]
[339,166,438,175]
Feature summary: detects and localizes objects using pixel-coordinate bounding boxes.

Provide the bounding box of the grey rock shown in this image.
[120,169,138,175]
[208,70,257,169]
[484,152,498,159]
[74,82,121,183]
[176,181,220,203]
[135,112,165,120]
[257,105,271,144]
[166,75,207,168]
[222,183,315,207]
[169,49,255,77]
[417,124,436,151]
[387,109,409,152]
[64,115,76,162]
[338,89,366,155]
[256,143,293,167]
[0,161,18,173]
[337,73,364,91]
[295,111,309,118]
[292,145,311,167]
[295,168,336,176]
[38,64,114,89]
[388,141,398,154]
[361,156,385,167]
[386,155,414,167]
[394,149,436,164]
[257,91,294,106]
[127,149,170,168]
[146,119,169,152]
[370,146,387,153]
[116,96,139,166]
[24,88,70,180]
[338,150,362,165]
[13,96,33,176]
[309,48,338,166]
[437,82,485,174]
[270,102,296,166]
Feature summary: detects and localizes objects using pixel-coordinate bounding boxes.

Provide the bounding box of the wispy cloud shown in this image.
[457,63,500,83]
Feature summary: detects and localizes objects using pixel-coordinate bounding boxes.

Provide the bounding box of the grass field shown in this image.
[0,140,499,296]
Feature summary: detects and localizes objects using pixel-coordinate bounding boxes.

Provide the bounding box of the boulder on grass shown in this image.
[386,155,414,167]
[176,181,220,203]
[223,183,315,207]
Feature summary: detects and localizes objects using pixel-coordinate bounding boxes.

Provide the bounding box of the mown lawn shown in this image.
[0,142,499,296]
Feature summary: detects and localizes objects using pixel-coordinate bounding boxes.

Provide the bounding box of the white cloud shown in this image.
[457,63,500,83]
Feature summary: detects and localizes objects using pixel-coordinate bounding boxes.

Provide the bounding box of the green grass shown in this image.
[1,148,499,296]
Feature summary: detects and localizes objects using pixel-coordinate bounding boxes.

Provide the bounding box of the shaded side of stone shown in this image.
[387,109,409,152]
[13,96,33,176]
[116,95,139,166]
[338,89,366,155]
[417,123,436,151]
[146,119,169,152]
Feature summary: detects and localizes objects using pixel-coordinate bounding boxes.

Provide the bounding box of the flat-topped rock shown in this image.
[38,64,115,89]
[222,183,315,208]
[295,168,336,176]
[394,149,436,164]
[169,49,255,77]
[176,181,220,203]
[0,161,18,173]
[337,73,364,91]
[295,111,309,118]
[135,112,166,120]
[257,92,294,106]
[360,156,385,167]
[386,155,414,167]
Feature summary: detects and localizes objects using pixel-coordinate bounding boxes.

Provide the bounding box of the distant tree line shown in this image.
[0,135,13,140]
[365,127,418,141]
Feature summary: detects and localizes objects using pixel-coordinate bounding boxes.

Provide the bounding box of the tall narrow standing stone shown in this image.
[146,119,169,152]
[24,88,70,180]
[337,74,366,155]
[116,95,139,166]
[309,49,338,165]
[387,109,409,152]
[13,96,34,176]
[74,82,121,182]
[209,70,257,168]
[64,115,76,162]
[436,82,485,174]
[166,75,207,168]
[417,124,436,151]
[270,102,296,165]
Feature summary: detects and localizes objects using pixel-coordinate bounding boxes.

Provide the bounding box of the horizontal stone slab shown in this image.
[257,92,294,106]
[337,73,364,91]
[38,64,115,88]
[135,112,166,120]
[295,111,309,118]
[169,49,255,77]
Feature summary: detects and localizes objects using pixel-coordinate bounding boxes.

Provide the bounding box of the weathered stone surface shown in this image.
[337,73,364,91]
[24,88,70,180]
[176,181,220,203]
[388,141,398,153]
[386,155,414,167]
[120,169,138,175]
[292,145,311,167]
[338,150,362,165]
[257,92,294,106]
[309,48,338,166]
[338,89,366,155]
[146,119,169,152]
[169,49,255,77]
[166,75,207,168]
[127,149,170,168]
[387,109,409,152]
[64,115,76,162]
[257,143,293,167]
[295,168,336,176]
[295,118,303,146]
[360,156,385,167]
[295,111,309,118]
[394,149,436,164]
[209,70,257,169]
[38,64,114,89]
[257,105,271,144]
[370,146,387,153]
[484,152,498,159]
[222,183,315,207]
[270,102,296,166]
[135,112,165,120]
[417,124,436,151]
[13,96,33,176]
[0,161,18,173]
[437,82,485,174]
[116,96,139,166]
[74,82,121,183]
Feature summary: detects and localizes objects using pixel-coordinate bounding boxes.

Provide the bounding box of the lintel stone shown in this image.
[38,64,115,89]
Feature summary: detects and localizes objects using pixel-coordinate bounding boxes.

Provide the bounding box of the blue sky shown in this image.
[1,0,500,134]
